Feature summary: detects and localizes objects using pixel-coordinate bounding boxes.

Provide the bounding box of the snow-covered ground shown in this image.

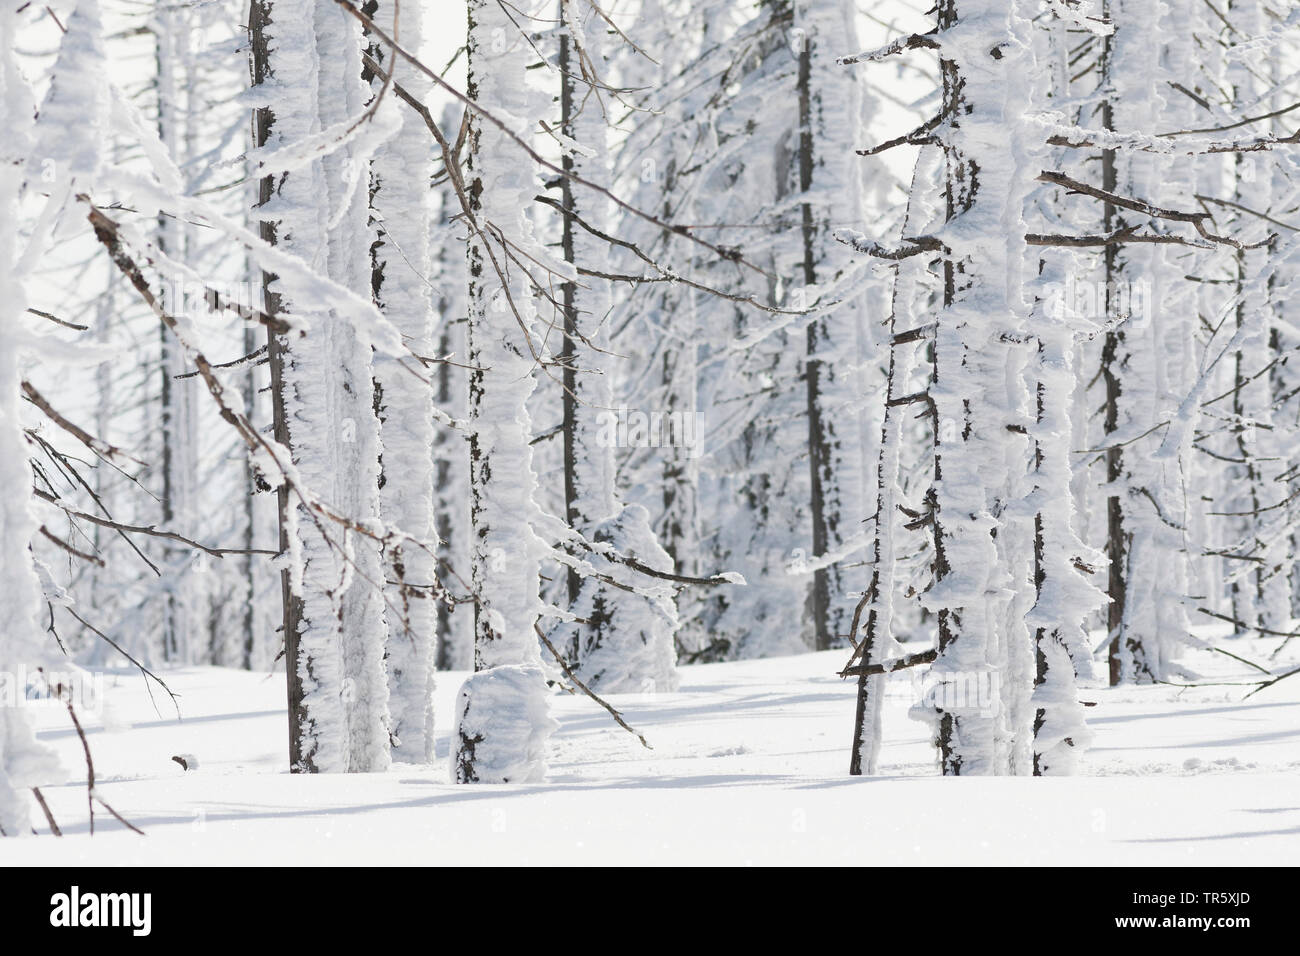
[9,638,1299,864]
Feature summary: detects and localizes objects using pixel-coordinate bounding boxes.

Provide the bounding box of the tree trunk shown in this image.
[368,0,438,765]
[249,0,391,773]
[453,0,556,784]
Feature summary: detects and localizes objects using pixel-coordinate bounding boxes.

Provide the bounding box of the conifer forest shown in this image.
[1,0,1298,877]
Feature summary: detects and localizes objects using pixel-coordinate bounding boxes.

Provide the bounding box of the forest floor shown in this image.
[11,635,1299,864]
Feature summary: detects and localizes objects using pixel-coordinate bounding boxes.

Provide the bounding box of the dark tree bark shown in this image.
[248,0,307,770]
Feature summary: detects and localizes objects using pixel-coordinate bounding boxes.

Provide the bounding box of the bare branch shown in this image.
[838,32,939,65]
[535,623,652,749]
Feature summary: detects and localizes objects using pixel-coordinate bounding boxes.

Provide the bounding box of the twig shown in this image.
[27,307,88,331]
[1242,665,1300,699]
[839,647,938,678]
[63,605,181,718]
[535,623,652,750]
[22,380,139,465]
[31,788,62,836]
[838,32,939,65]
[34,487,275,558]
[39,525,105,566]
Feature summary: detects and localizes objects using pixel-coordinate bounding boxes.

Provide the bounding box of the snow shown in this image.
[451,665,557,784]
[8,637,1299,862]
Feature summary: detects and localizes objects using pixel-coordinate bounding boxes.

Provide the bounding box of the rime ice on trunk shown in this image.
[1100,0,1195,685]
[453,0,556,784]
[910,0,1039,776]
[368,0,438,764]
[1026,10,1105,776]
[0,4,64,833]
[250,0,390,773]
[1028,255,1101,777]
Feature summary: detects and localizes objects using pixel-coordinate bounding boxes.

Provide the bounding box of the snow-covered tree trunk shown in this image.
[847,149,940,776]
[367,0,437,764]
[0,3,64,833]
[656,290,703,656]
[916,0,1038,776]
[558,5,617,545]
[1101,0,1195,685]
[239,313,262,670]
[317,0,391,776]
[1027,8,1106,776]
[453,0,556,784]
[1029,275,1102,774]
[1222,0,1290,636]
[251,0,390,773]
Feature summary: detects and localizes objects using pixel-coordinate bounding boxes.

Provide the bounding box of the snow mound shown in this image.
[452,665,557,784]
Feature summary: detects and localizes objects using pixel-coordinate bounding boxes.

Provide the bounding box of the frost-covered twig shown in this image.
[837,32,939,66]
[857,114,944,155]
[1045,124,1300,154]
[21,380,139,465]
[840,647,938,678]
[834,230,944,260]
[1037,170,1273,249]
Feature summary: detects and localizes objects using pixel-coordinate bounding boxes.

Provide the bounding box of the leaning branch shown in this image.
[535,623,652,749]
